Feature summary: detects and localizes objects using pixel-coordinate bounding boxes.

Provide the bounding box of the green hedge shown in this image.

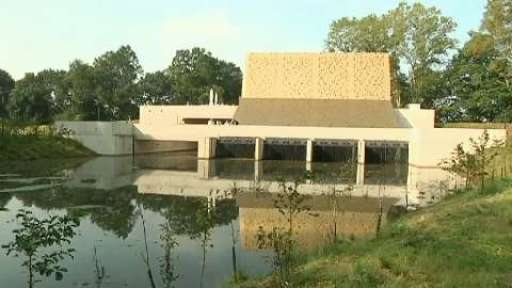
[438,122,510,129]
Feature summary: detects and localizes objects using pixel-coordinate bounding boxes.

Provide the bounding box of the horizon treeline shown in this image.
[0,47,242,122]
[1,0,511,124]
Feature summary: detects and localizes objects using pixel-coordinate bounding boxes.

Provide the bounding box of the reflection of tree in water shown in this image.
[0,157,88,177]
[11,187,240,286]
[87,188,138,239]
[139,193,239,287]
[195,201,214,288]
[139,204,157,288]
[93,242,106,288]
[159,222,179,288]
[0,193,12,210]
[13,185,139,239]
[14,187,238,240]
[138,194,239,238]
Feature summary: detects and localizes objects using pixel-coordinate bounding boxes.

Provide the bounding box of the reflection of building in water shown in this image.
[60,155,465,252]
[237,193,399,250]
[64,156,134,190]
[64,155,462,206]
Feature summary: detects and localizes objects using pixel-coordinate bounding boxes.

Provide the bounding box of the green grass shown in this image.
[233,179,512,288]
[0,135,94,162]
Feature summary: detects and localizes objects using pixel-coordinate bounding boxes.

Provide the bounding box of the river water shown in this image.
[0,152,458,288]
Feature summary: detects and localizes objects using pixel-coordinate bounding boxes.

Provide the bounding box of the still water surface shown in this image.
[0,153,455,287]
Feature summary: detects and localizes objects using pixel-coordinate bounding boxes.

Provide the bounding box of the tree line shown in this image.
[1,0,510,124]
[0,47,242,123]
[326,0,512,122]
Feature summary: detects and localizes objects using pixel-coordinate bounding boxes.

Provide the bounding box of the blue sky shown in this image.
[1,0,487,79]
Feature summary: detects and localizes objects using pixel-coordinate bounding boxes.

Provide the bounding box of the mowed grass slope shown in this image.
[235,179,512,288]
[0,135,94,161]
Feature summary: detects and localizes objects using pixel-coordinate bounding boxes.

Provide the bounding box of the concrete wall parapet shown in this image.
[139,105,237,126]
[396,105,435,129]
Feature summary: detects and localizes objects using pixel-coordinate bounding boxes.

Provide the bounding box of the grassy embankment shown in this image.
[234,135,512,288]
[234,180,512,288]
[0,123,94,162]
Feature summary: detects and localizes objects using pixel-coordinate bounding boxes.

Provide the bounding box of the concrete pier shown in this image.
[255,137,264,161]
[357,140,366,165]
[306,139,314,162]
[198,137,217,159]
[356,163,365,185]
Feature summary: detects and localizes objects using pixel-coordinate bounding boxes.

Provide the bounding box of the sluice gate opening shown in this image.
[261,161,310,181]
[364,164,408,185]
[213,159,255,180]
[313,139,357,163]
[263,138,307,161]
[365,141,409,164]
[215,137,255,159]
[310,162,358,184]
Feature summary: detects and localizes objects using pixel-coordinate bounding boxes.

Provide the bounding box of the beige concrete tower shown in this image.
[235,52,399,128]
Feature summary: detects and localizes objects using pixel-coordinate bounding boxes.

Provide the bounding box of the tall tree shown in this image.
[392,2,457,104]
[93,45,143,120]
[140,71,173,105]
[443,33,511,122]
[217,60,243,104]
[8,73,54,123]
[37,69,69,115]
[8,70,67,123]
[326,15,393,53]
[0,69,15,117]
[437,0,512,123]
[326,1,457,106]
[64,60,99,120]
[482,0,512,86]
[168,48,242,105]
[169,48,218,105]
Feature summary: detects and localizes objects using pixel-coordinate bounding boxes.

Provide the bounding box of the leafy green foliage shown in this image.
[482,0,512,82]
[2,209,80,287]
[159,222,180,288]
[0,68,15,117]
[256,180,315,287]
[235,178,512,288]
[168,47,242,105]
[1,46,242,123]
[8,71,66,123]
[326,15,392,53]
[442,33,512,122]
[439,0,512,122]
[141,71,173,105]
[326,1,457,106]
[92,45,143,120]
[61,60,98,121]
[441,130,503,192]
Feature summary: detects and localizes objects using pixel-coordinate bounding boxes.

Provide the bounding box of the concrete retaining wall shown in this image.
[55,121,133,155]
